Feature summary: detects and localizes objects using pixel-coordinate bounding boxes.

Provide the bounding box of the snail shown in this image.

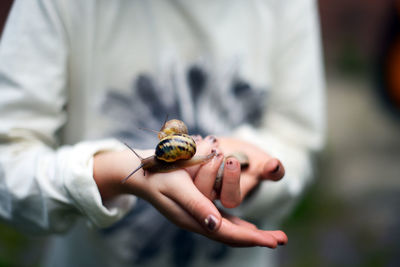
[121,119,216,183]
[122,119,250,191]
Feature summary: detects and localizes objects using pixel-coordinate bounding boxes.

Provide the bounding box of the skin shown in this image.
[196,136,286,208]
[93,135,288,248]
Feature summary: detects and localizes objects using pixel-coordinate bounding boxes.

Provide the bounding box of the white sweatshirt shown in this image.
[0,0,324,266]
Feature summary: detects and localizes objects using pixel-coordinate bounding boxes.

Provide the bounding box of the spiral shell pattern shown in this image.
[155,134,196,162]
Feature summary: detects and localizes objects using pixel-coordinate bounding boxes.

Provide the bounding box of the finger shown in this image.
[259,158,285,181]
[149,192,205,234]
[238,159,285,199]
[219,157,241,208]
[194,151,224,200]
[185,135,219,177]
[204,135,218,146]
[191,135,202,143]
[238,172,259,199]
[269,230,288,246]
[215,219,279,248]
[152,193,284,248]
[161,171,222,232]
[221,211,258,230]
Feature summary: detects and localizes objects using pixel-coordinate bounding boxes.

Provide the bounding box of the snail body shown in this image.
[122,119,215,183]
[135,152,216,174]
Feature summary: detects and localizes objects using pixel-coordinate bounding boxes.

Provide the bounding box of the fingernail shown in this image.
[205,215,218,231]
[211,148,223,156]
[211,149,223,160]
[266,159,280,173]
[225,158,238,170]
[278,241,286,246]
[271,165,280,173]
[205,135,217,144]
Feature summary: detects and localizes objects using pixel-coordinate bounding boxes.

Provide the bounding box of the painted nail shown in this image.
[205,135,217,144]
[204,215,218,231]
[211,148,223,156]
[211,150,222,166]
[225,159,238,170]
[211,151,222,161]
[271,165,280,173]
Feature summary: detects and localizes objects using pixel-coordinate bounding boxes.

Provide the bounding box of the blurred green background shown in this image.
[280,1,400,267]
[1,0,400,266]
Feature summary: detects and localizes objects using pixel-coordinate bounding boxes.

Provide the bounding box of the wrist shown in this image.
[93,149,150,201]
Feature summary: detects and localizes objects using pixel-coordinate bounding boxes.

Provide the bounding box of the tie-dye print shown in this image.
[102,65,267,147]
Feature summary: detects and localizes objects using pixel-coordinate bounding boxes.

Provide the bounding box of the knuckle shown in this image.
[185,197,204,217]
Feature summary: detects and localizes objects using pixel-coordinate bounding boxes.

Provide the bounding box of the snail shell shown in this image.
[121,119,214,183]
[155,134,196,162]
[158,119,188,140]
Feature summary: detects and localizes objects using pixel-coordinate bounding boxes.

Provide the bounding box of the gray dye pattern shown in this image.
[102,65,267,147]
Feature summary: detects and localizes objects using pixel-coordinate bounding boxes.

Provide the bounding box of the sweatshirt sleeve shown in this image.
[231,0,325,225]
[0,0,135,233]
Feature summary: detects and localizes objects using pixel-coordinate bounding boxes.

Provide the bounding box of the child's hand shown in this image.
[93,139,287,248]
[193,137,285,208]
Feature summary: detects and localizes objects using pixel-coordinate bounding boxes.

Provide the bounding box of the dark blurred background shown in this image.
[1,0,400,266]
